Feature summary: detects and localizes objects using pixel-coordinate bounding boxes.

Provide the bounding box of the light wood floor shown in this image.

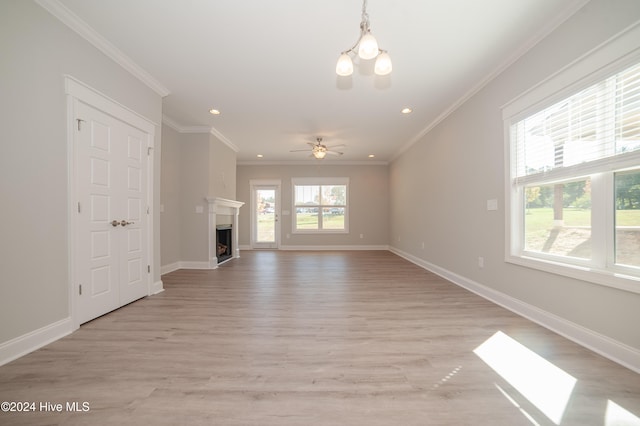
[1,251,638,425]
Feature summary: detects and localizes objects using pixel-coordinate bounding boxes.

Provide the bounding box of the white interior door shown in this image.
[251,181,281,249]
[76,100,149,324]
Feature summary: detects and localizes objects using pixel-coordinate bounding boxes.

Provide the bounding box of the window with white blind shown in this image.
[505,58,640,292]
[292,177,348,233]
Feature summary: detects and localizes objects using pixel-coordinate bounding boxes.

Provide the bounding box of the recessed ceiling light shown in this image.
[401,107,413,114]
[368,154,375,158]
[209,109,221,115]
[257,154,263,158]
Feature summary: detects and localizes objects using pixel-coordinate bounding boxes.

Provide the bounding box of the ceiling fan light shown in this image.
[374,51,392,76]
[358,32,379,60]
[336,53,354,76]
[313,151,327,159]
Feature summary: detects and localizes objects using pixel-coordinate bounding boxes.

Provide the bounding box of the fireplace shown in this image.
[216,225,233,263]
[206,197,244,268]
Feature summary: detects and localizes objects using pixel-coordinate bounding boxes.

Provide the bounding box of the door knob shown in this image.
[111,220,120,227]
[120,220,134,227]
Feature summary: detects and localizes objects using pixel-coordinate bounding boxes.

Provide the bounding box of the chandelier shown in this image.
[336,0,392,77]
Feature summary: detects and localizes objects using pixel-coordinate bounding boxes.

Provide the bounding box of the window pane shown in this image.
[513,61,640,179]
[295,185,319,205]
[322,207,345,230]
[296,207,318,229]
[524,179,591,259]
[256,189,275,243]
[615,170,640,267]
[321,185,346,206]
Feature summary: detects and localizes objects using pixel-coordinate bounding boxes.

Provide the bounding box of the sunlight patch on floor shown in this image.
[606,400,640,426]
[474,331,577,425]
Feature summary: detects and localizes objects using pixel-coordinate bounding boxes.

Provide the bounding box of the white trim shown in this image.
[36,0,169,97]
[161,261,218,274]
[66,76,158,132]
[209,127,240,153]
[502,21,640,120]
[66,75,157,329]
[238,160,389,166]
[206,197,244,266]
[292,177,349,234]
[0,318,73,367]
[391,0,590,161]
[250,245,390,251]
[161,115,239,153]
[502,24,640,293]
[161,261,182,275]
[151,280,164,295]
[390,246,640,374]
[178,261,212,270]
[250,180,281,249]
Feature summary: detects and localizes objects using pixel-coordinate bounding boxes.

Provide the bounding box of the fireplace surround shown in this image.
[206,197,244,268]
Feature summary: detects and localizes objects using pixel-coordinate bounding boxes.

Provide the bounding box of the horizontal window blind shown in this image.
[512,61,640,180]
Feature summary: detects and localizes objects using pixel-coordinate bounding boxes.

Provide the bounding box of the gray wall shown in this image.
[179,133,210,262]
[0,1,162,343]
[160,124,182,266]
[209,138,237,201]
[160,130,238,266]
[389,0,640,351]
[236,164,389,248]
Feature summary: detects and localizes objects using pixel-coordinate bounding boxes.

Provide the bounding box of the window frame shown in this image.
[291,177,349,234]
[503,27,640,294]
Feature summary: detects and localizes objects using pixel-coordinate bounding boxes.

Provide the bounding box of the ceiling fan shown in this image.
[290,137,345,159]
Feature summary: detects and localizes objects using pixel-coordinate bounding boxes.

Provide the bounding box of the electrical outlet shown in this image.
[360,234,364,239]
[478,257,484,268]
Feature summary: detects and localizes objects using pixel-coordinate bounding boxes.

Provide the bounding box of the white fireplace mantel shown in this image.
[206,197,244,268]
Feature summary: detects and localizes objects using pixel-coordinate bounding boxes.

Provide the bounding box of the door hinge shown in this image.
[147,147,153,156]
[147,265,150,273]
[79,284,82,295]
[78,202,81,213]
[76,118,85,131]
[147,206,150,215]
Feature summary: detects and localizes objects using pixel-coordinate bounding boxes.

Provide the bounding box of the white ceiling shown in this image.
[53,0,587,163]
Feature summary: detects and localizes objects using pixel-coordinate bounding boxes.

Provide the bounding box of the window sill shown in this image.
[505,253,640,295]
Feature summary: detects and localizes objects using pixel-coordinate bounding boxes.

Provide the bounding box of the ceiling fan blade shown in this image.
[326,150,344,156]
[326,144,346,149]
[290,149,311,152]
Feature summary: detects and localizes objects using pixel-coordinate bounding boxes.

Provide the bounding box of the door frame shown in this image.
[250,179,281,249]
[66,76,156,330]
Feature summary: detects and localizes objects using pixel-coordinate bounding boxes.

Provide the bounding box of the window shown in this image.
[292,178,348,233]
[506,58,640,292]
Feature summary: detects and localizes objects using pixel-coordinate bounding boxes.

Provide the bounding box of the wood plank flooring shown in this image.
[1,250,639,425]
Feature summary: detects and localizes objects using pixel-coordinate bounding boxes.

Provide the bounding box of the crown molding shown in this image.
[35,0,170,98]
[162,115,239,153]
[392,0,590,162]
[237,160,388,166]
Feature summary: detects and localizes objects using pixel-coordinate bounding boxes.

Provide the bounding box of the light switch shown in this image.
[487,199,498,211]
[195,205,204,214]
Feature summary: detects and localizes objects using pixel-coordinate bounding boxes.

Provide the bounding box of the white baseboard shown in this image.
[161,261,181,275]
[151,280,164,295]
[239,245,390,251]
[161,261,211,275]
[0,317,74,367]
[389,246,640,374]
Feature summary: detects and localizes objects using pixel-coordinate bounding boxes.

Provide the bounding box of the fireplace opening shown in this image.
[216,224,233,263]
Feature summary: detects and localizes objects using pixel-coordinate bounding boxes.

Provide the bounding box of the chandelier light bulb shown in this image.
[358,32,379,60]
[336,53,354,76]
[336,0,391,77]
[374,51,392,76]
